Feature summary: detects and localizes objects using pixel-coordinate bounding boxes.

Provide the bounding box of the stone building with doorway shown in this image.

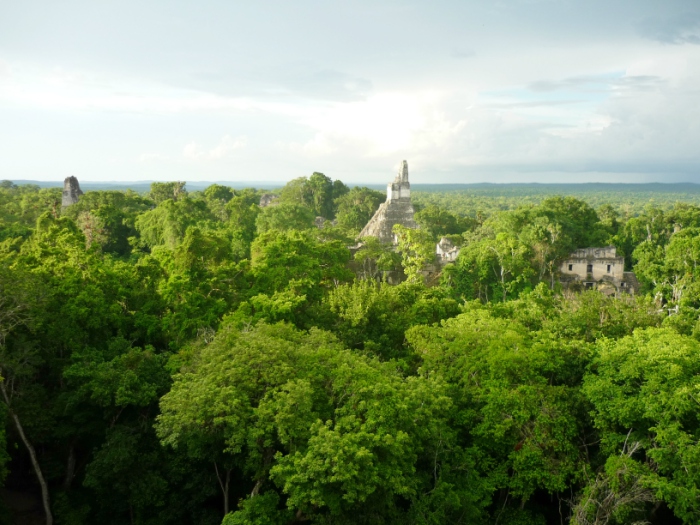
[559,246,639,294]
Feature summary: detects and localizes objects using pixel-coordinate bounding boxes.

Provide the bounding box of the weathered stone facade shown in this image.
[259,193,279,208]
[358,160,418,243]
[436,237,460,264]
[62,176,83,207]
[559,246,639,294]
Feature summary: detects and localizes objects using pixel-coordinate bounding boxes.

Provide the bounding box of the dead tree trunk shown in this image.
[64,443,76,491]
[214,462,231,516]
[0,381,53,525]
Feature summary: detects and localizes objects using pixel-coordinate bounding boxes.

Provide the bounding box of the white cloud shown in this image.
[3,13,700,184]
[138,153,170,162]
[287,91,470,160]
[270,54,700,182]
[292,134,337,157]
[0,62,272,114]
[183,135,248,161]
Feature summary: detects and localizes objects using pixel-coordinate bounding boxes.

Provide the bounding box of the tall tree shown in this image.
[393,224,436,283]
[149,181,187,205]
[334,187,385,233]
[0,264,51,524]
[157,322,468,524]
[582,328,700,524]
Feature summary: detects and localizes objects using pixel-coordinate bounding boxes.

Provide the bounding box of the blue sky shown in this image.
[1,0,700,184]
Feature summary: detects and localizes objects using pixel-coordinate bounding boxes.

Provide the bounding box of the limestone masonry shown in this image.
[436,237,460,263]
[359,160,418,243]
[259,193,279,208]
[62,176,83,207]
[559,246,639,294]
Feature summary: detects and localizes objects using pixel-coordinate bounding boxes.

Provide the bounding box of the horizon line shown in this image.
[8,179,700,187]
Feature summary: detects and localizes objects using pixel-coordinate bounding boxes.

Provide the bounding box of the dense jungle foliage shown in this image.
[411,182,700,220]
[2,175,700,525]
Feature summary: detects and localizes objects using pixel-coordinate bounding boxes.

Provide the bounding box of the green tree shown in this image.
[0,212,179,525]
[60,190,151,255]
[393,224,436,283]
[135,197,213,249]
[535,196,607,249]
[203,184,235,221]
[633,228,700,305]
[325,279,459,360]
[408,308,590,518]
[255,203,315,234]
[518,216,566,287]
[306,172,334,219]
[597,203,620,237]
[279,173,347,219]
[415,205,475,238]
[0,264,48,523]
[147,226,249,346]
[582,328,700,523]
[331,178,349,204]
[249,229,352,305]
[149,181,187,205]
[226,188,260,259]
[352,236,401,281]
[448,232,533,302]
[157,322,472,524]
[334,186,385,233]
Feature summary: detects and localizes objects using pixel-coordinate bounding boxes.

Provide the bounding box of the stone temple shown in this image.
[359,160,418,243]
[62,176,83,207]
[559,246,639,294]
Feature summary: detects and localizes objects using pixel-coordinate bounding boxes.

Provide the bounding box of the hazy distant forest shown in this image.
[3,175,700,525]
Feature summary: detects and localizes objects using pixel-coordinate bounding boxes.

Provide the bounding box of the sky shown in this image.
[1,0,700,184]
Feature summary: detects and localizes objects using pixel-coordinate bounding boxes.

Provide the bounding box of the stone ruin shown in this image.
[559,246,639,295]
[436,237,460,264]
[62,176,83,207]
[359,160,418,243]
[259,193,279,208]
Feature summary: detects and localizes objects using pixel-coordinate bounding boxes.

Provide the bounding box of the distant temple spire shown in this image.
[62,176,83,207]
[358,160,417,243]
[395,160,409,184]
[386,160,411,202]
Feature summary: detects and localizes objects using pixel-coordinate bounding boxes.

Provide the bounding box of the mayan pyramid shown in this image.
[62,176,83,207]
[358,160,418,243]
